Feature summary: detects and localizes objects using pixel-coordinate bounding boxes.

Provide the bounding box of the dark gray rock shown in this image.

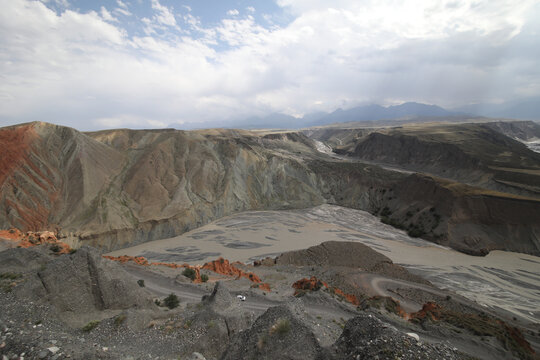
[221,304,328,360]
[0,247,52,273]
[201,281,236,314]
[329,314,471,360]
[12,246,154,314]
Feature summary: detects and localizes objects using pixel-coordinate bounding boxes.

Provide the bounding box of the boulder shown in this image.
[24,246,153,313]
[221,303,328,360]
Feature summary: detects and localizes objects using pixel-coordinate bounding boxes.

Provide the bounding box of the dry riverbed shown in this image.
[107,205,540,324]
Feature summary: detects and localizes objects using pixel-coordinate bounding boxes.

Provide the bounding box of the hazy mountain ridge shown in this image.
[178,101,540,131]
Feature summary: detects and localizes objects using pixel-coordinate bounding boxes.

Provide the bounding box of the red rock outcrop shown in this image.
[0,228,71,254]
[292,276,324,292]
[104,255,270,289]
[292,276,360,305]
[202,257,262,283]
[409,301,442,321]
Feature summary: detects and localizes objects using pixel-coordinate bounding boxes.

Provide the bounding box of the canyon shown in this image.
[1,120,539,256]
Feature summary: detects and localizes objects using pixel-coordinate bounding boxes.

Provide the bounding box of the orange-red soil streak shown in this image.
[0,228,71,254]
[0,125,37,186]
[408,301,442,321]
[202,257,263,283]
[104,255,270,289]
[292,276,360,305]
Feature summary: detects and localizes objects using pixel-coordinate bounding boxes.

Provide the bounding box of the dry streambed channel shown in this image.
[107,204,540,324]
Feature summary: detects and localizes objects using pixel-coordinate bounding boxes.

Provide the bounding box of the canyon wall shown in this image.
[1,122,539,256]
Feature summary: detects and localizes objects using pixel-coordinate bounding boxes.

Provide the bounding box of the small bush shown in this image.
[201,274,209,283]
[163,293,180,309]
[137,279,145,287]
[50,244,61,253]
[154,299,161,306]
[69,248,77,254]
[0,273,22,280]
[182,268,196,281]
[82,320,100,332]
[114,314,127,326]
[270,318,291,336]
[257,334,268,350]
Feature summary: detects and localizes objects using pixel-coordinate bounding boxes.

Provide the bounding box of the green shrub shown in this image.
[0,273,22,280]
[164,293,180,309]
[50,244,61,253]
[137,279,145,287]
[201,274,209,283]
[182,268,196,281]
[82,320,100,332]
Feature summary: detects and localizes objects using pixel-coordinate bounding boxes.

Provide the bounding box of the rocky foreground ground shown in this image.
[0,242,538,360]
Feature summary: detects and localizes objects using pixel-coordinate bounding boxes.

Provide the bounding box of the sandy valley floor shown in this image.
[107,204,540,324]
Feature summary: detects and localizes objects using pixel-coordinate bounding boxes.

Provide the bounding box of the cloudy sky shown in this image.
[1,0,539,130]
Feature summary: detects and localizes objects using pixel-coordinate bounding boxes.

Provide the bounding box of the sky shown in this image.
[1,0,539,130]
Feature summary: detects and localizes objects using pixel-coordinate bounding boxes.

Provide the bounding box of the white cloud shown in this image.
[227,9,239,16]
[1,0,539,130]
[151,0,177,27]
[114,7,132,17]
[246,6,255,13]
[100,6,118,22]
[116,0,128,10]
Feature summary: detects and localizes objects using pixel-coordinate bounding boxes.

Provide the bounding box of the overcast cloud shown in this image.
[0,0,539,130]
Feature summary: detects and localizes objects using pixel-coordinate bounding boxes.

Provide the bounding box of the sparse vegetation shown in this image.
[82,320,100,332]
[201,274,209,282]
[407,228,425,238]
[380,206,392,217]
[0,272,22,280]
[163,293,180,309]
[270,318,291,336]
[0,272,22,292]
[50,244,61,253]
[257,334,268,349]
[137,279,145,287]
[114,314,127,326]
[182,268,196,281]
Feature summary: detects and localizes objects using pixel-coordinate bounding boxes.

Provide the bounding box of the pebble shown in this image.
[37,350,48,359]
[406,332,420,342]
[48,346,60,354]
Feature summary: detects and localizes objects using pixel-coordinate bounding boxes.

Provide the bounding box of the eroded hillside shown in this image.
[1,121,539,256]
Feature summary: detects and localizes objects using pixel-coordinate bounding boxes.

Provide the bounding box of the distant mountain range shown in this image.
[453,97,540,121]
[177,99,540,130]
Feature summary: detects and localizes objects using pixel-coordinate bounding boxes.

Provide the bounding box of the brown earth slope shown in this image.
[310,121,540,198]
[1,122,539,256]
